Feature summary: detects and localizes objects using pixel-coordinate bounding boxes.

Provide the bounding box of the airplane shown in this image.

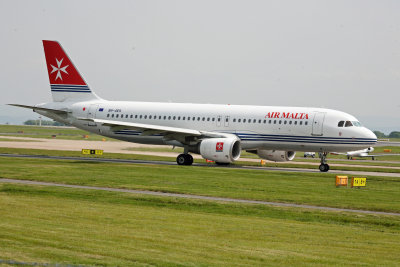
[9,40,377,172]
[332,147,399,160]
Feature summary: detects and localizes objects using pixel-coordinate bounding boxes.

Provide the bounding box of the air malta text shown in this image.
[265,112,309,120]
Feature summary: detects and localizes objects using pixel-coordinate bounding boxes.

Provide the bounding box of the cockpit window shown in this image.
[345,121,353,127]
[338,121,344,127]
[352,121,362,127]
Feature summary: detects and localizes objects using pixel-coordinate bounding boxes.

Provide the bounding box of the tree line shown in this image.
[373,131,400,139]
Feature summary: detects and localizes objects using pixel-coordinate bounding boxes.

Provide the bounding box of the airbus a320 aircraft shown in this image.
[10,41,377,172]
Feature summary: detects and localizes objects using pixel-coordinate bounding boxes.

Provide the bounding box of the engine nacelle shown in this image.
[199,138,241,163]
[256,150,296,162]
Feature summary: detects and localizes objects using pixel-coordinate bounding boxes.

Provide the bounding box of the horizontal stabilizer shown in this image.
[8,104,70,114]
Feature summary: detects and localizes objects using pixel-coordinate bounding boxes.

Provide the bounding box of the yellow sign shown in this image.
[82,149,103,155]
[352,177,366,187]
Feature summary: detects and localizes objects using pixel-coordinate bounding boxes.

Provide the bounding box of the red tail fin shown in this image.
[42,40,86,85]
[42,40,100,102]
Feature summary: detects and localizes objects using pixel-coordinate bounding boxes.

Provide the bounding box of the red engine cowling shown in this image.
[199,138,241,163]
[257,150,296,162]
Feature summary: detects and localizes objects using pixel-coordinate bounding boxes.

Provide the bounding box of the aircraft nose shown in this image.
[364,128,377,144]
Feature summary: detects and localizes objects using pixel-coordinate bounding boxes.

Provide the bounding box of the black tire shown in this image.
[319,164,329,172]
[176,154,193,166]
[176,154,186,165]
[185,154,193,165]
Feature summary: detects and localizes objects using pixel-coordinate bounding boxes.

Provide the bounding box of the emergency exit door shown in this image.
[312,112,325,136]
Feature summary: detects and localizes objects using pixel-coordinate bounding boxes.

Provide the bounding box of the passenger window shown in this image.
[217,117,220,122]
[197,117,200,121]
[168,116,171,120]
[338,121,344,127]
[178,116,181,120]
[289,121,292,125]
[207,118,210,121]
[135,115,138,119]
[274,120,276,124]
[111,114,114,118]
[294,121,297,125]
[182,117,185,120]
[212,118,215,121]
[238,119,241,122]
[163,116,166,120]
[300,121,303,125]
[233,118,236,122]
[345,121,353,127]
[243,119,246,123]
[305,121,308,125]
[284,121,287,125]
[269,120,271,124]
[139,115,142,119]
[107,114,110,118]
[187,117,190,121]
[173,116,176,120]
[279,120,282,124]
[253,119,256,123]
[126,114,128,118]
[116,114,119,118]
[259,119,261,123]
[263,120,266,124]
[202,117,205,121]
[149,115,152,119]
[130,115,133,118]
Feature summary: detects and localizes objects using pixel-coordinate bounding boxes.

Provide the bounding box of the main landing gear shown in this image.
[176,153,193,166]
[319,152,330,172]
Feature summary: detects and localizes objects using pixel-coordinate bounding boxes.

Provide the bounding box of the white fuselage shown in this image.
[38,100,377,153]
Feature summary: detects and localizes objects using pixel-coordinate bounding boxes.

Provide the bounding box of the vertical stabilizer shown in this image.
[42,40,101,102]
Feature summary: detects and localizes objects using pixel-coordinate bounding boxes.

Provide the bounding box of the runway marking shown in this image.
[1,178,399,217]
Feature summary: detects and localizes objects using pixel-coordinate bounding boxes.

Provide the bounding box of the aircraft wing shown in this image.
[83,118,235,143]
[8,104,70,114]
[91,118,201,136]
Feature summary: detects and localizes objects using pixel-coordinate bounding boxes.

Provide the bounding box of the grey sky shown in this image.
[0,0,399,133]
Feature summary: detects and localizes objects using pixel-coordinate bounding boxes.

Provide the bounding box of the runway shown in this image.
[1,153,399,177]
[1,178,398,217]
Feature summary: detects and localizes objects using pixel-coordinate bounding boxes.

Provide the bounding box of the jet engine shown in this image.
[255,150,296,162]
[199,137,241,163]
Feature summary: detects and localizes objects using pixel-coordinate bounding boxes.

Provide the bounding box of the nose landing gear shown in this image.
[319,152,330,172]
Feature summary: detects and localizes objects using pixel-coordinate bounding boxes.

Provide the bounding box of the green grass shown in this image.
[0,137,40,142]
[1,183,400,266]
[1,157,400,213]
[0,125,116,141]
[1,147,400,174]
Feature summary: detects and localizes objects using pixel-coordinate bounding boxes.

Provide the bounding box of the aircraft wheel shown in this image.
[319,164,329,172]
[186,154,193,165]
[176,154,193,166]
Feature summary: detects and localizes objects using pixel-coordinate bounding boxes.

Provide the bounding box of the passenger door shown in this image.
[86,104,99,126]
